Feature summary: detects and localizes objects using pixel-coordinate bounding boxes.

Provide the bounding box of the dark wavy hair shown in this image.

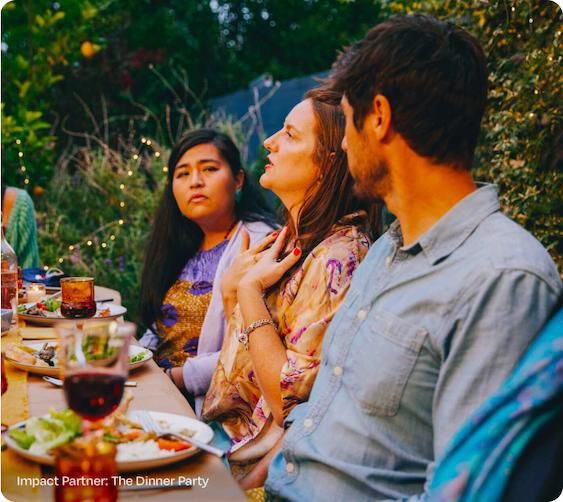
[329,14,488,170]
[279,88,382,275]
[139,129,277,328]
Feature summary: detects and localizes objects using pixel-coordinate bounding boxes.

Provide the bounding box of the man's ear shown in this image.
[370,94,392,141]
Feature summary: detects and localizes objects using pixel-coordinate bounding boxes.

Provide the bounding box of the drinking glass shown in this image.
[56,321,134,423]
[60,277,96,319]
[54,436,117,502]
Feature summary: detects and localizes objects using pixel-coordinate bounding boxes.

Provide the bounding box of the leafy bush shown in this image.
[37,140,168,325]
[386,0,562,266]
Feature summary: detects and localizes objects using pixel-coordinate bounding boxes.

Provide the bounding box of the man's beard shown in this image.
[352,158,390,202]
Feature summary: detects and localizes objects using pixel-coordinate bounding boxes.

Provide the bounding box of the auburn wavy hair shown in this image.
[279,87,382,273]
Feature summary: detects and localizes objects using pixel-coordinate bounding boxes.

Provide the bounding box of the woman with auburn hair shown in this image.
[202,88,382,479]
[138,129,277,413]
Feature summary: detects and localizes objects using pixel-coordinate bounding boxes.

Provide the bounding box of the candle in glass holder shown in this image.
[27,283,46,303]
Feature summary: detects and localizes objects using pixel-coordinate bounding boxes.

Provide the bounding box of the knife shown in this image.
[43,376,137,387]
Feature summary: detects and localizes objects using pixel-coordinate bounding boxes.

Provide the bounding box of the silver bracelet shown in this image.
[237,318,276,350]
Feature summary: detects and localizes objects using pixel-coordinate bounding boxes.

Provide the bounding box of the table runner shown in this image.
[1,327,43,501]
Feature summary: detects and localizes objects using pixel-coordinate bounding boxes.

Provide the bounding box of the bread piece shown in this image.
[5,345,49,366]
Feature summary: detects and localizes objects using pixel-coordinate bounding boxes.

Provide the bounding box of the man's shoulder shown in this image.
[469,212,560,292]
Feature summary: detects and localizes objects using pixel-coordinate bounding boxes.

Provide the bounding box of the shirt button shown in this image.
[286,462,295,474]
[385,256,392,267]
[356,309,367,320]
[303,418,313,428]
[333,366,343,376]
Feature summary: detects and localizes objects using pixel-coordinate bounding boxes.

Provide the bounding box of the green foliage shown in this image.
[385,0,562,266]
[37,142,168,324]
[1,0,115,188]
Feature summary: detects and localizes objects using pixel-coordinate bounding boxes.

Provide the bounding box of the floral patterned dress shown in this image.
[154,240,228,368]
[202,212,371,460]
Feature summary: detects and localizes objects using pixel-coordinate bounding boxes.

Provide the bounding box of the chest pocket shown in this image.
[347,309,427,416]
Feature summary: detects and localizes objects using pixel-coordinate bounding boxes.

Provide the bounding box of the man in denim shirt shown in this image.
[264,15,561,501]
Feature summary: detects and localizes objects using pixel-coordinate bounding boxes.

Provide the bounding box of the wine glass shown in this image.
[56,321,134,425]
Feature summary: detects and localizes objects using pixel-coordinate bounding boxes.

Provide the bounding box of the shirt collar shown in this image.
[388,184,501,265]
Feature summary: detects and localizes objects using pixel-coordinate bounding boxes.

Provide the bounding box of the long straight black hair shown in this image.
[139,129,277,329]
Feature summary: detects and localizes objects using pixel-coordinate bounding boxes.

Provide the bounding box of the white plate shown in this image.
[19,303,127,327]
[5,343,152,377]
[5,410,214,472]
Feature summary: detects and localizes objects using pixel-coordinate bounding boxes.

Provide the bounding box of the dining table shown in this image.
[1,300,247,502]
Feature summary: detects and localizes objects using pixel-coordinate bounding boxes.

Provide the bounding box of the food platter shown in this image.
[5,410,214,472]
[5,342,152,377]
[19,303,127,327]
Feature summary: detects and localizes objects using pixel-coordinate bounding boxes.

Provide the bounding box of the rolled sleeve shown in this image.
[138,328,160,351]
[182,351,220,397]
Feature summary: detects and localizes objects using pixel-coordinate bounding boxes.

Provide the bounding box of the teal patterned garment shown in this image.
[5,188,40,268]
[428,305,563,501]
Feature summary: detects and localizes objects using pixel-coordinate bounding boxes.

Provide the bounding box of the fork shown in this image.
[135,410,225,458]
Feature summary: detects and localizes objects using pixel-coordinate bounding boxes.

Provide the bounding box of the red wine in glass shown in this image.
[64,372,126,421]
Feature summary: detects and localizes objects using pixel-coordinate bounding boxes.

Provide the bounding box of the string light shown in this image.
[43,136,164,269]
[14,140,30,187]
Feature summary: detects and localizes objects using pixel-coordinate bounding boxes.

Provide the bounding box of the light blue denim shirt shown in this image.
[266,185,561,501]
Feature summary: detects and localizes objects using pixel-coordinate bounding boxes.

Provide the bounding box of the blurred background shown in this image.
[1,0,561,326]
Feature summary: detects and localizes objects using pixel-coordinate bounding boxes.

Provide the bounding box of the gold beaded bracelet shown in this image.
[237,318,276,350]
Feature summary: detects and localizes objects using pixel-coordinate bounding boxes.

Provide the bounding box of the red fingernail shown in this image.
[271,232,278,237]
[293,247,301,256]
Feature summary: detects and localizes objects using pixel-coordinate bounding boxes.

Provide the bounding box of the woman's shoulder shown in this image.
[310,212,371,262]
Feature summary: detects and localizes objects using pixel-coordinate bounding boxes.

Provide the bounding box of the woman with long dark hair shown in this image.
[202,88,382,478]
[139,129,277,411]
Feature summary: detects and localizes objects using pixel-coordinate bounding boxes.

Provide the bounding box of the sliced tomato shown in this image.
[157,438,192,451]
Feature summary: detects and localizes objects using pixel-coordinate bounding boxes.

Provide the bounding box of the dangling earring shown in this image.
[235,187,242,204]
